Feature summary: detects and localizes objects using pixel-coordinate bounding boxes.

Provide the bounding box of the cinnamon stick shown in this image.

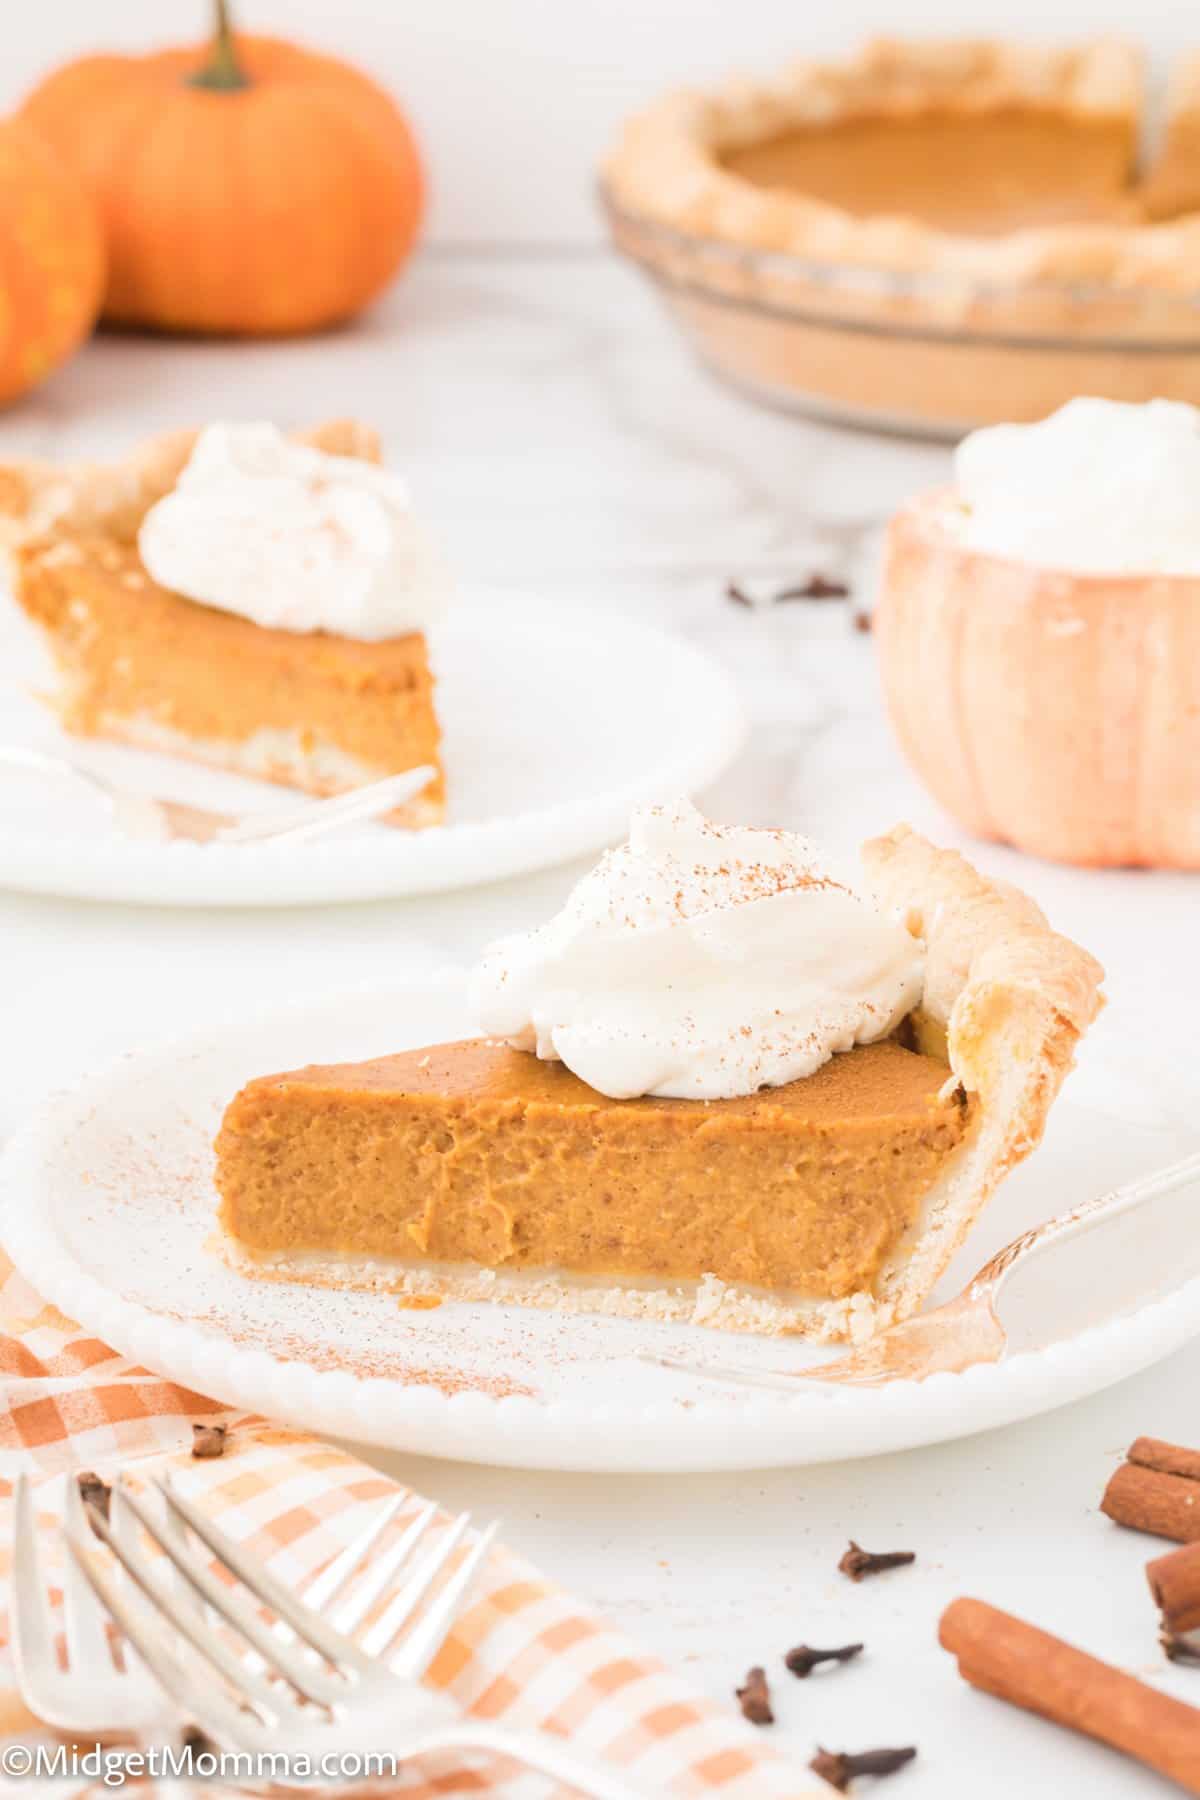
[1132,1440,1200,1483]
[1103,1462,1200,1544]
[939,1598,1200,1794]
[1150,1542,1200,1636]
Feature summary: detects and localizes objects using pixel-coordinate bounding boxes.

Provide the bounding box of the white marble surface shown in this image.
[2,251,1199,1796]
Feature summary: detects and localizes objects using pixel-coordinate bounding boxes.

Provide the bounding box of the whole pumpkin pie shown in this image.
[1,420,445,827]
[604,38,1200,428]
[215,803,1104,1341]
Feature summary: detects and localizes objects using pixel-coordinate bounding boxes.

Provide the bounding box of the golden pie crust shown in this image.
[1,422,445,828]
[215,826,1104,1342]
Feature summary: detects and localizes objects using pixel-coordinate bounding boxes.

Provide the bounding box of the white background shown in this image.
[4,3,1200,1794]
[0,0,1192,244]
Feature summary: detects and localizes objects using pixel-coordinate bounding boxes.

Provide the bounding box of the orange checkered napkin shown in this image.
[0,1251,818,1797]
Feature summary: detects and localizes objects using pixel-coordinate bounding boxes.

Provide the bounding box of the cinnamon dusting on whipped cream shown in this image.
[469,800,924,1101]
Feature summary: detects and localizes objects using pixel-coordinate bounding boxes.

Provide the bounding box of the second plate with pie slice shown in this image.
[0,596,744,906]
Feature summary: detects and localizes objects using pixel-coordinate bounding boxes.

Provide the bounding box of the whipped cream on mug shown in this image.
[469,799,925,1101]
[139,423,450,639]
[955,397,1200,576]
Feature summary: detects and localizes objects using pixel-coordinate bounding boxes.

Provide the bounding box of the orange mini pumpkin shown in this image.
[20,0,424,337]
[0,119,104,406]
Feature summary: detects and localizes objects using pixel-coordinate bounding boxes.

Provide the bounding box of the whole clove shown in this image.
[838,1540,915,1582]
[775,574,850,601]
[77,1470,112,1530]
[810,1746,917,1791]
[785,1642,864,1678]
[191,1421,229,1460]
[725,573,851,610]
[735,1665,774,1725]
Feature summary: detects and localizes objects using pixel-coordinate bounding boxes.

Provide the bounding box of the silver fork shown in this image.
[11,1473,172,1739]
[54,1474,646,1799]
[0,746,435,845]
[643,1147,1200,1390]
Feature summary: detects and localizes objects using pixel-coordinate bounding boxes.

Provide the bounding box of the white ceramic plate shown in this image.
[0,597,744,906]
[3,972,1196,1473]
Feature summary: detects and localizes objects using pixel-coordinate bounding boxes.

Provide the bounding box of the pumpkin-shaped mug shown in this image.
[876,400,1200,870]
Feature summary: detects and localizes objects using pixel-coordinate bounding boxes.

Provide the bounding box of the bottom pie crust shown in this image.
[214,1237,886,1344]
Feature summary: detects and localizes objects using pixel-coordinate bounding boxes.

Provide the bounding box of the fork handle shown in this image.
[0,744,113,802]
[972,1146,1200,1295]
[421,1721,649,1799]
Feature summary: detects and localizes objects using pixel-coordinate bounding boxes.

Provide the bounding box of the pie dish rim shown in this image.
[601,183,1200,342]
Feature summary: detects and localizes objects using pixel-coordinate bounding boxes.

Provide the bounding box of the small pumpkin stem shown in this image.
[189,0,250,91]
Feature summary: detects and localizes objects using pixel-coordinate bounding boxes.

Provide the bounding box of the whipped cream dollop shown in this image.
[469,799,925,1102]
[955,397,1200,576]
[139,423,450,639]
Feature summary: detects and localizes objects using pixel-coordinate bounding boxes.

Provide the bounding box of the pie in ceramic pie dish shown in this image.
[0,421,445,828]
[215,807,1104,1341]
[603,38,1200,432]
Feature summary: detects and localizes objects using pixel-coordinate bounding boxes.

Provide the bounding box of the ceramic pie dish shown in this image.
[603,37,1200,436]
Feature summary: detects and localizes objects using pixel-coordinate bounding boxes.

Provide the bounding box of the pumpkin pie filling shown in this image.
[719,111,1139,235]
[15,532,444,819]
[216,1035,976,1301]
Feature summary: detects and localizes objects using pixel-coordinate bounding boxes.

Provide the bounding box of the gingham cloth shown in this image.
[0,1250,817,1796]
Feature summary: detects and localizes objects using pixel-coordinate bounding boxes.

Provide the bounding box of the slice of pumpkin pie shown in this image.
[1,419,446,827]
[214,801,1104,1341]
